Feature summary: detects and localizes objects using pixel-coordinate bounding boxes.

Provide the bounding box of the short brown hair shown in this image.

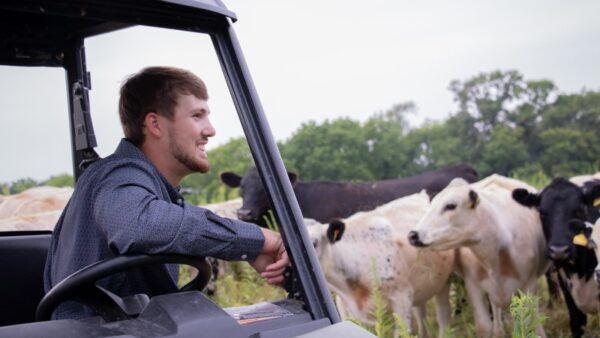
[119,66,208,146]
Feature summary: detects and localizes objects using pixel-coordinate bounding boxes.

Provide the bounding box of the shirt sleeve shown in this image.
[92,160,264,261]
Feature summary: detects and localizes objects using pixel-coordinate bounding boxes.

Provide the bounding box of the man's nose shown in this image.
[204,119,216,137]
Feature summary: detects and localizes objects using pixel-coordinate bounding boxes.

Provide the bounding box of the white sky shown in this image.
[1,0,599,183]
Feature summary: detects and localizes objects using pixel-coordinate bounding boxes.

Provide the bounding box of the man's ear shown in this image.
[144,112,162,137]
[288,171,299,186]
[327,219,346,243]
[512,188,541,208]
[220,172,242,188]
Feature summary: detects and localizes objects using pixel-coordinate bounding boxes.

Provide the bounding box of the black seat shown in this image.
[0,232,51,326]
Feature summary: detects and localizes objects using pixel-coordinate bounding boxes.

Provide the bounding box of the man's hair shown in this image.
[119,66,208,146]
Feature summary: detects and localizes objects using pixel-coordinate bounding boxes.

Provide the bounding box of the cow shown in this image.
[569,172,600,187]
[573,218,600,284]
[0,186,72,232]
[220,164,479,226]
[408,175,549,338]
[0,210,62,232]
[513,178,600,338]
[306,191,454,338]
[590,219,600,284]
[0,186,72,219]
[202,198,242,219]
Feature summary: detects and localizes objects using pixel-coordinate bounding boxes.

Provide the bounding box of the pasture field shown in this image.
[180,263,600,337]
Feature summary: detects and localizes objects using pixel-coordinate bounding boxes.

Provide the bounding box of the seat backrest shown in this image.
[0,232,51,326]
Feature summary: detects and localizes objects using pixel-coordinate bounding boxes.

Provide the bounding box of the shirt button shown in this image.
[176,198,183,205]
[241,254,248,260]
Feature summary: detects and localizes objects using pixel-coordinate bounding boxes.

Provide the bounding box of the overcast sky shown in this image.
[1,0,599,183]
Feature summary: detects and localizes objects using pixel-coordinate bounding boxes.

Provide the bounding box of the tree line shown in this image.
[3,70,599,204]
[181,69,599,204]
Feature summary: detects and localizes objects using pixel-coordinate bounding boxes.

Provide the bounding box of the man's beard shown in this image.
[169,133,209,173]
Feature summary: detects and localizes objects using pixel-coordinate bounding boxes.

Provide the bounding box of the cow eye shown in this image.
[444,203,457,211]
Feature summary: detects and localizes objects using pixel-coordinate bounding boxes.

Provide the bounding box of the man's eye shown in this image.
[444,203,457,211]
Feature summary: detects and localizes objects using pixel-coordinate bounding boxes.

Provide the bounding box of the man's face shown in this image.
[166,94,215,174]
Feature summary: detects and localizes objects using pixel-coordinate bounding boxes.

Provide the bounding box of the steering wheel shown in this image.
[36,254,212,322]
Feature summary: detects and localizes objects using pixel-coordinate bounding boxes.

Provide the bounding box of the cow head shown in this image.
[512,178,600,262]
[305,218,345,270]
[220,167,298,225]
[408,178,481,250]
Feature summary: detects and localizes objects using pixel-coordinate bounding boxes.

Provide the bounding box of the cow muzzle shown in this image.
[408,231,427,247]
[236,208,256,222]
[548,245,571,261]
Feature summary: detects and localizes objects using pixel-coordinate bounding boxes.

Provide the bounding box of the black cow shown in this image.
[512,178,600,338]
[220,164,479,225]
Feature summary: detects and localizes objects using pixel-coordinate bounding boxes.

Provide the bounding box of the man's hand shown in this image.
[250,228,289,285]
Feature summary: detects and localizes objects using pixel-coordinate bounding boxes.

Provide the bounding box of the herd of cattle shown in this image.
[2,166,600,337]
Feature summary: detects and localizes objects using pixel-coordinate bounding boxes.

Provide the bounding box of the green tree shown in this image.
[9,178,38,194]
[44,173,74,187]
[481,126,529,176]
[281,118,372,181]
[363,102,414,178]
[538,128,599,177]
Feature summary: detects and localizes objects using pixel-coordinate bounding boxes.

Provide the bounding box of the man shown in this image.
[44,66,288,319]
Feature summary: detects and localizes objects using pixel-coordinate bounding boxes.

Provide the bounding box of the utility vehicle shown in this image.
[0,1,375,337]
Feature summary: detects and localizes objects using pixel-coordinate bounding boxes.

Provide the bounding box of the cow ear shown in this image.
[427,191,438,202]
[288,171,299,186]
[220,172,242,188]
[512,188,540,208]
[583,180,600,207]
[468,190,480,209]
[327,219,346,243]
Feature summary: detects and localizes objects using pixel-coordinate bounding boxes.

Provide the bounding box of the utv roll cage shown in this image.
[0,1,373,337]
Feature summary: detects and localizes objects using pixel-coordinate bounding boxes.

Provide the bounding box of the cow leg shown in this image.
[334,294,350,320]
[390,292,414,338]
[544,266,559,309]
[490,305,504,338]
[558,273,586,338]
[464,279,492,338]
[434,283,451,338]
[412,305,430,338]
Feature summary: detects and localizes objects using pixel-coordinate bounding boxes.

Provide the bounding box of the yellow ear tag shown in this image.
[573,233,589,247]
[593,197,600,207]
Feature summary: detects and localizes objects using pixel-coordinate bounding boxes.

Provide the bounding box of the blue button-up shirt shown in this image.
[44,139,264,319]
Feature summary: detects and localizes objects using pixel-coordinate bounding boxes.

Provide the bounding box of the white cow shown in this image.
[306,191,454,338]
[0,186,72,219]
[0,210,62,231]
[572,217,600,287]
[0,186,72,232]
[202,198,242,219]
[570,172,600,187]
[592,219,600,285]
[408,175,549,338]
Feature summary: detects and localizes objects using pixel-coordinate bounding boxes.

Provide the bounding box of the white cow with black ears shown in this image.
[306,191,454,338]
[408,175,549,338]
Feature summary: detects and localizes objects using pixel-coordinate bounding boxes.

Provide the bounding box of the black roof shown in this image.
[0,0,236,67]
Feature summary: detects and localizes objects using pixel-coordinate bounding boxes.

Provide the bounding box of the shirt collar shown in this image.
[115,138,184,204]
